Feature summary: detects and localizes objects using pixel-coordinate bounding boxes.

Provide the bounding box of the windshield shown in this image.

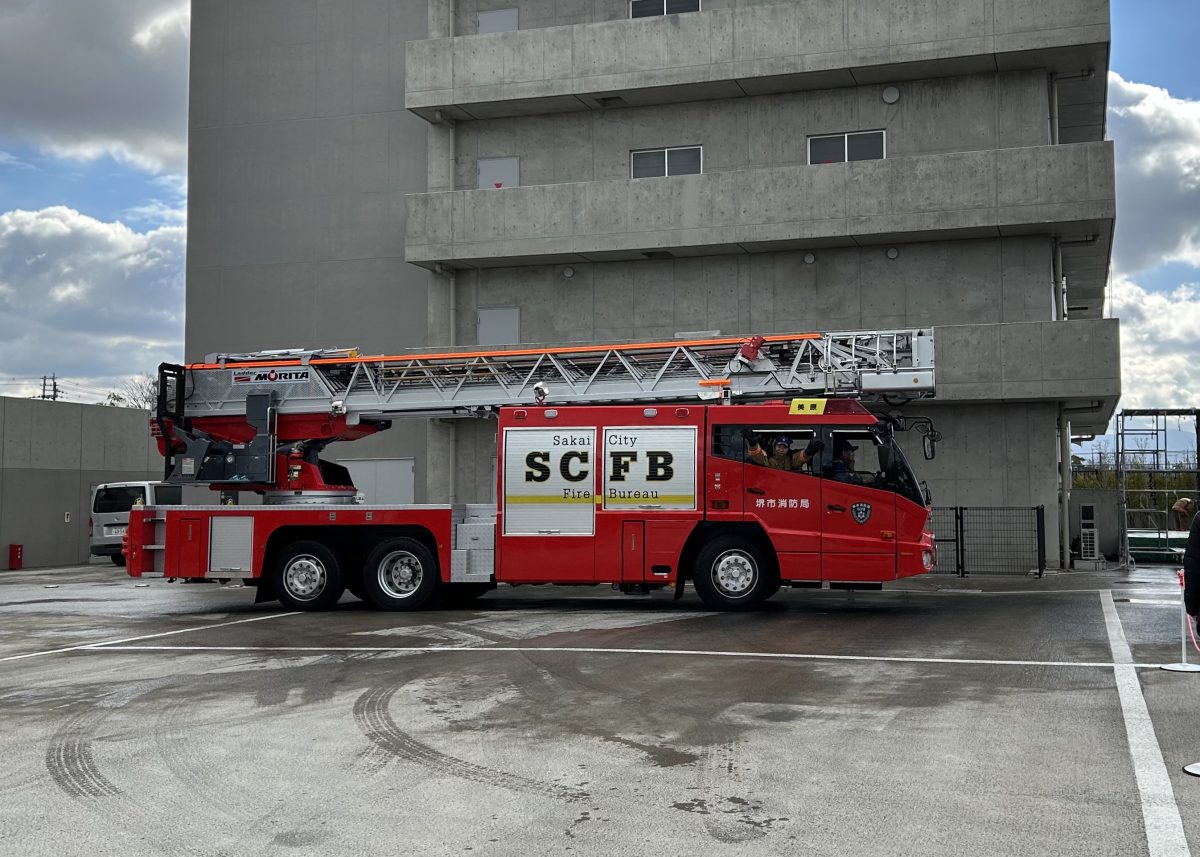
[826,429,926,507]
[879,436,926,507]
[93,485,146,514]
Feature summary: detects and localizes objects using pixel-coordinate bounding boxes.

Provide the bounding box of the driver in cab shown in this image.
[831,437,864,483]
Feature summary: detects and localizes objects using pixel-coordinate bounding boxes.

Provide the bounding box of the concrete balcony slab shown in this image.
[406,141,1114,310]
[406,1,1108,141]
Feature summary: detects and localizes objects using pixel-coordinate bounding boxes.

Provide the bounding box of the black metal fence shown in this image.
[930,506,1046,577]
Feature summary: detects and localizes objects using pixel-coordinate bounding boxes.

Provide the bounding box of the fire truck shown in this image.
[125,330,940,611]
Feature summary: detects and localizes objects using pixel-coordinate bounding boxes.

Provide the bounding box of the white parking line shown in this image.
[1101,590,1190,857]
[0,612,300,664]
[78,643,1158,669]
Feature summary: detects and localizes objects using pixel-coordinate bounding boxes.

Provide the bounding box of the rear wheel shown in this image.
[110,554,126,567]
[273,541,345,611]
[362,537,440,611]
[692,537,772,611]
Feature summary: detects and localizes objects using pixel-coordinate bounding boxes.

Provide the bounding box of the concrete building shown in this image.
[0,399,160,570]
[187,0,1119,565]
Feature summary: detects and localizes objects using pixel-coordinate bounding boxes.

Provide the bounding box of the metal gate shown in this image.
[930,506,1046,577]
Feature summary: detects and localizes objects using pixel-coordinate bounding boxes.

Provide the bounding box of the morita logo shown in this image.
[231,368,310,384]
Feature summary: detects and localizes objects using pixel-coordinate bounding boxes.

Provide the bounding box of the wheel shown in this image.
[362,537,440,610]
[439,582,493,608]
[272,540,345,611]
[110,554,126,567]
[692,537,773,611]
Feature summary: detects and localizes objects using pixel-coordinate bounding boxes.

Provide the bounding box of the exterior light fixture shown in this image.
[562,266,575,279]
[886,247,900,260]
[803,252,816,264]
[882,86,900,104]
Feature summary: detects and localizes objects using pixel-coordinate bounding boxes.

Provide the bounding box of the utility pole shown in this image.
[38,374,59,401]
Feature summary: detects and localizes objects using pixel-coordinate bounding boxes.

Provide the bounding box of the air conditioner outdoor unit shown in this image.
[1080,527,1099,561]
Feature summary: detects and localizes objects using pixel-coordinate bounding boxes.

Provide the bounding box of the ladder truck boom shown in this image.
[155,328,934,487]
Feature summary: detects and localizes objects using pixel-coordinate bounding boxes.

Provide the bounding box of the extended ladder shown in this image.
[174,329,935,423]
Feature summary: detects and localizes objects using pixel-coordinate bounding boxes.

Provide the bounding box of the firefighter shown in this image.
[831,437,861,483]
[1171,497,1193,531]
[743,431,823,471]
[1185,508,1200,637]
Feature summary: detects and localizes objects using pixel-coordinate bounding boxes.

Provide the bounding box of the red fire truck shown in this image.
[126,331,939,611]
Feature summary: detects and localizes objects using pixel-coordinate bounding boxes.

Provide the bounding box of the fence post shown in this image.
[955,506,966,577]
[1035,505,1046,578]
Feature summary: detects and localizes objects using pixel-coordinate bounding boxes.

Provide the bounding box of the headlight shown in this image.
[922,550,934,570]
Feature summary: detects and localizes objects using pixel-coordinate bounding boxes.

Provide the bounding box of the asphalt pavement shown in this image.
[0,562,1197,856]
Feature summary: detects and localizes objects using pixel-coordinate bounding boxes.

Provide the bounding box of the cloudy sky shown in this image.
[0,2,1197,414]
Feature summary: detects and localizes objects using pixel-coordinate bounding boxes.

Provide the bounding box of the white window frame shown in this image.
[630,0,702,19]
[806,130,887,165]
[630,145,704,179]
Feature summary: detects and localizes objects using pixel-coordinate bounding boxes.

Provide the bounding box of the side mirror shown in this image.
[923,433,936,460]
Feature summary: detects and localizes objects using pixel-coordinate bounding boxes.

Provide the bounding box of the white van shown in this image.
[90,482,183,566]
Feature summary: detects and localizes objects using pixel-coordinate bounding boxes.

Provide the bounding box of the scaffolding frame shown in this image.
[1116,408,1200,565]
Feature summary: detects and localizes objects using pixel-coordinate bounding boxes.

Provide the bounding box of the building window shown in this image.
[807,131,886,165]
[631,0,701,19]
[477,307,520,346]
[631,146,703,179]
[477,8,518,34]
[477,156,519,189]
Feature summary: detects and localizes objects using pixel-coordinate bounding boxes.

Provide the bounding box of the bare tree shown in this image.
[104,373,159,410]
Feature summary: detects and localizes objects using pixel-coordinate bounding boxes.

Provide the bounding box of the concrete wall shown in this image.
[452,71,1050,188]
[452,237,1054,344]
[0,399,159,571]
[188,0,435,498]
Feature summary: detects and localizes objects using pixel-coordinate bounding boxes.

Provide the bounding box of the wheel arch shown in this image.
[678,522,780,584]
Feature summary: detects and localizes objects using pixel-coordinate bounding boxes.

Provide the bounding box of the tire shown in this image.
[272,540,345,611]
[691,537,773,611]
[110,554,126,567]
[439,582,493,608]
[362,537,440,611]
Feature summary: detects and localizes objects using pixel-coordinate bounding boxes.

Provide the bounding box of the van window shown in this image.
[93,486,146,514]
[152,485,183,506]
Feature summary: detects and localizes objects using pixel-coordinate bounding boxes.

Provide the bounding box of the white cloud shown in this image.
[1110,274,1200,411]
[1108,72,1200,276]
[0,1,189,174]
[133,4,190,51]
[0,206,183,397]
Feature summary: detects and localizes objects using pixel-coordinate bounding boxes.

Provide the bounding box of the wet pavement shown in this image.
[0,563,1197,856]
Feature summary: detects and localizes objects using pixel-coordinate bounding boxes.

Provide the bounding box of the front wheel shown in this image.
[692,537,773,611]
[110,554,126,567]
[362,537,440,610]
[273,541,345,611]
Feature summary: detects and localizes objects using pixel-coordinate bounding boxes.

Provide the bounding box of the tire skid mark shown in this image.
[44,677,174,802]
[45,708,122,799]
[353,684,586,802]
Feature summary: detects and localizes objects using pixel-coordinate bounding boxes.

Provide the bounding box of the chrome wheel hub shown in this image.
[712,550,757,597]
[284,555,326,601]
[377,551,423,599]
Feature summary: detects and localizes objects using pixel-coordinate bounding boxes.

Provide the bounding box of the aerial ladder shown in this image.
[154,328,937,500]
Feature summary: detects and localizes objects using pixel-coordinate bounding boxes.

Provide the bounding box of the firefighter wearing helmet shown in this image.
[743,430,824,472]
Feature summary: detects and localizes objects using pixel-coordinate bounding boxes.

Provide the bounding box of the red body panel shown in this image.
[129,399,933,590]
[128,506,455,582]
